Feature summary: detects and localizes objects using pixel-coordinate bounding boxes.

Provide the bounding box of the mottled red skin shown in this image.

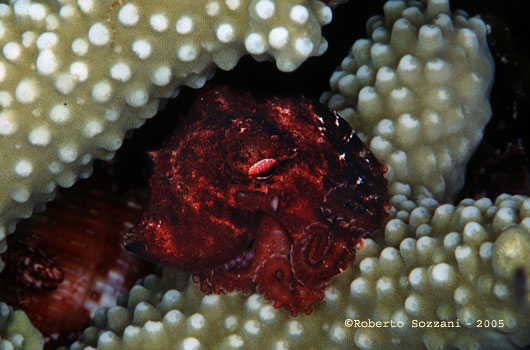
[0,164,154,349]
[125,86,389,315]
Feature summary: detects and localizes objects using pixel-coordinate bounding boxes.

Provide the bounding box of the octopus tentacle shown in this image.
[59,193,530,350]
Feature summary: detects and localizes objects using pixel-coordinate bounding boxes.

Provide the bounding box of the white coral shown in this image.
[321,0,494,202]
[0,302,44,349]
[0,0,331,268]
[3,1,528,350]
[64,194,530,350]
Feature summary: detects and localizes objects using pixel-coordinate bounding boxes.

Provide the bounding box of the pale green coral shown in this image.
[60,193,530,350]
[56,1,529,348]
[320,0,494,202]
[0,0,332,268]
[0,302,44,350]
[3,0,528,349]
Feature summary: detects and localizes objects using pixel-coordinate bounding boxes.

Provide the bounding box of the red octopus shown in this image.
[124,86,389,315]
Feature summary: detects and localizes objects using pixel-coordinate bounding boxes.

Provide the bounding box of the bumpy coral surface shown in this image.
[125,85,389,315]
[0,0,333,269]
[1,302,43,350]
[61,194,530,350]
[321,0,494,202]
[4,0,529,349]
[56,1,529,350]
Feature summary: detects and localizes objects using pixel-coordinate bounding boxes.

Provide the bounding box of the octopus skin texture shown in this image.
[124,85,390,316]
[0,162,155,349]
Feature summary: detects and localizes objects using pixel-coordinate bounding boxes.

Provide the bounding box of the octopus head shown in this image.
[124,85,389,315]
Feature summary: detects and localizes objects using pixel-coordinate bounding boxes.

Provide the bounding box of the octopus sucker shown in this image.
[125,84,389,315]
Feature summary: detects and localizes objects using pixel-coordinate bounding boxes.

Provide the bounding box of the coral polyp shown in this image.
[124,85,389,315]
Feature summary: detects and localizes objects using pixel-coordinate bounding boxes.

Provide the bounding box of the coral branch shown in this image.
[321,0,495,202]
[0,0,332,268]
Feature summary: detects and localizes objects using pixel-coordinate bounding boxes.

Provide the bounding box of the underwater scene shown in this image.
[1,0,529,349]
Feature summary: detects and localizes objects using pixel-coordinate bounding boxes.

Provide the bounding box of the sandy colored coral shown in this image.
[55,1,529,348]
[0,0,332,269]
[60,193,529,350]
[4,0,528,349]
[320,0,494,202]
[1,302,44,350]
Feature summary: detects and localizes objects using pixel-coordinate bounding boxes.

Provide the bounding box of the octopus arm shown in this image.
[56,194,530,350]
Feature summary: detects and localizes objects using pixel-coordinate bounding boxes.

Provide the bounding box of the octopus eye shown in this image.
[248,158,278,179]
